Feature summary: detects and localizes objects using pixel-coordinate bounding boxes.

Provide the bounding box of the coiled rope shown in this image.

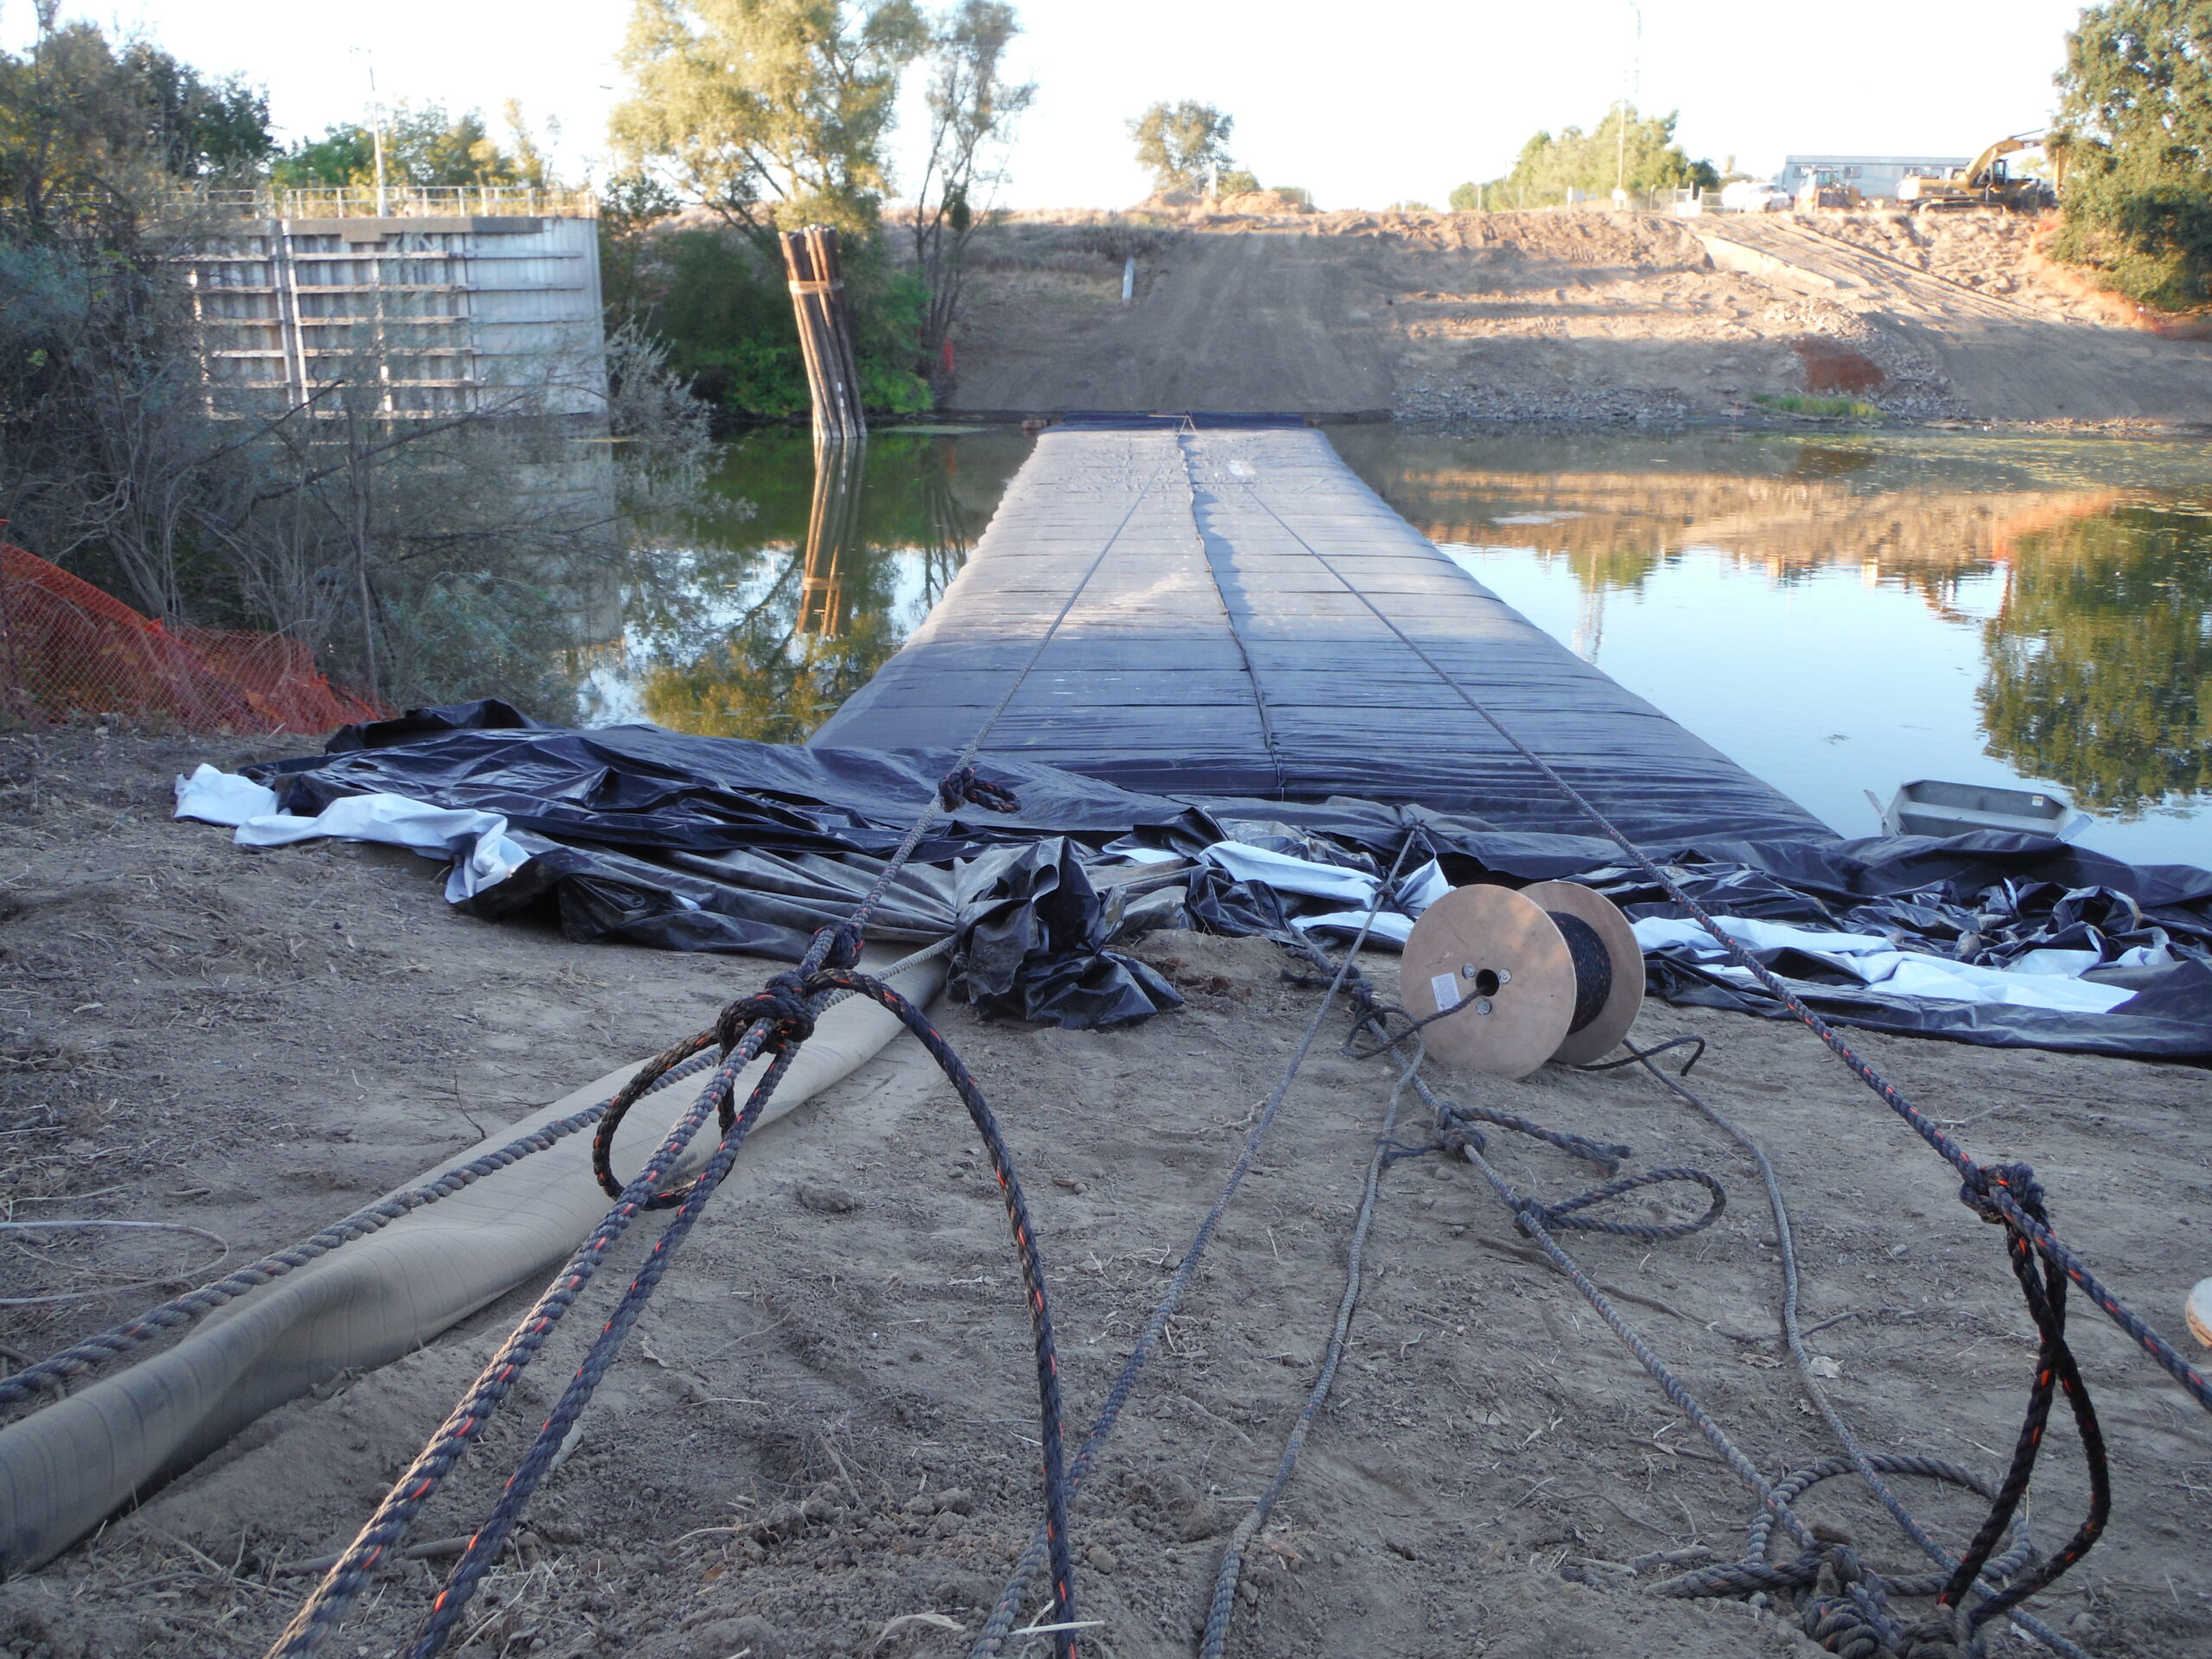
[1299,931,2098,1658]
[1606,1039,2092,1659]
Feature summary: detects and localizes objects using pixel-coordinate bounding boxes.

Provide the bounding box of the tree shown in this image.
[1128,100,1235,193]
[907,0,1034,381]
[1474,105,1716,208]
[2050,0,2212,311]
[0,20,273,231]
[611,0,926,246]
[271,103,553,191]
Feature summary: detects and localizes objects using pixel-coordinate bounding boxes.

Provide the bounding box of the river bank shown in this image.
[2,726,2208,1658]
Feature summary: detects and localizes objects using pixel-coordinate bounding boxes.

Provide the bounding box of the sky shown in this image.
[10,0,2091,208]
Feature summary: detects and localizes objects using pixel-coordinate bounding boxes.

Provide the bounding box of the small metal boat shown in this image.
[1868,779,2089,841]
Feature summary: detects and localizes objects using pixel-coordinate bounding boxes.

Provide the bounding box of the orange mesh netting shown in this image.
[0,542,387,734]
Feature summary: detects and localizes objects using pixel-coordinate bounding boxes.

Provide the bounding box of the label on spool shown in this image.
[1429,973,1462,1011]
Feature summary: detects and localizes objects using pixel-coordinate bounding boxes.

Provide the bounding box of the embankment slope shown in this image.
[950,208,2212,427]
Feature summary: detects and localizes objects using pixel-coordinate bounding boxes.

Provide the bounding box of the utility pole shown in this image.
[354,48,390,213]
[1615,1,1642,207]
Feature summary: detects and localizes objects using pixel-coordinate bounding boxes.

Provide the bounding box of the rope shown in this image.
[1654,1455,2031,1602]
[0,1047,715,1409]
[1600,1040,2093,1659]
[267,1013,789,1658]
[1198,989,1407,1657]
[1295,927,2106,1654]
[400,963,1084,1659]
[1223,468,2212,1416]
[1300,939,1918,1654]
[965,837,1418,1658]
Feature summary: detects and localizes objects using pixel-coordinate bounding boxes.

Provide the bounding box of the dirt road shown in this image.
[951,208,2212,428]
[3,728,2209,1658]
[954,229,1395,416]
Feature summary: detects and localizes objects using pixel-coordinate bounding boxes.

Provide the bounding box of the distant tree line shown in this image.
[1448,105,1717,212]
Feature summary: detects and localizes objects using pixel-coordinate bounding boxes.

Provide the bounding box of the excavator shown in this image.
[1897,132,2063,212]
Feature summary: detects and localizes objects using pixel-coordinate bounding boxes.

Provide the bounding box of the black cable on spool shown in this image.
[1548,911,1614,1037]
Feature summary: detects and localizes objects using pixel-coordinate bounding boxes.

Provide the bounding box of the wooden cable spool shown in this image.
[1398,880,1645,1078]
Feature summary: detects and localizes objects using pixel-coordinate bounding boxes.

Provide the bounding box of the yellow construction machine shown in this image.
[1794,168,1864,212]
[1897,133,2062,212]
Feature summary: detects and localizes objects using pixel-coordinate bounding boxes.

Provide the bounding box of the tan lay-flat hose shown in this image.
[0,946,946,1573]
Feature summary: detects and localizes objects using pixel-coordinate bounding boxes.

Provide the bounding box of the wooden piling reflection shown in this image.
[799,438,864,639]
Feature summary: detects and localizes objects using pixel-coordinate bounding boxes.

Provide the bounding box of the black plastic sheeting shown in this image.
[811,425,1830,844]
[250,702,2212,1058]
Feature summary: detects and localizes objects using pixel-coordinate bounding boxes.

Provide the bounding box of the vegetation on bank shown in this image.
[1752,393,1885,420]
[2050,0,2212,313]
[0,17,709,721]
[604,0,1033,423]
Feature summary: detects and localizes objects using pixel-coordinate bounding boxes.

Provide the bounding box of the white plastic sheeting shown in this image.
[1632,914,2141,1014]
[1197,841,1452,944]
[175,764,531,900]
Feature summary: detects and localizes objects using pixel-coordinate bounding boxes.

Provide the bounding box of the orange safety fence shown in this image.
[0,541,388,734]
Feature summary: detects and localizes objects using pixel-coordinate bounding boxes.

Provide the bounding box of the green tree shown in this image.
[1476,105,1716,208]
[605,0,933,418]
[907,0,1034,380]
[2050,0,2212,311]
[271,103,552,191]
[0,20,272,230]
[612,0,926,246]
[1128,100,1235,193]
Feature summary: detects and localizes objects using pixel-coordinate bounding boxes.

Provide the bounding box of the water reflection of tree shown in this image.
[1979,505,2212,813]
[623,429,1014,741]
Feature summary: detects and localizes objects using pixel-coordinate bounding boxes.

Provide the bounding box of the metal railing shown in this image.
[189,185,598,220]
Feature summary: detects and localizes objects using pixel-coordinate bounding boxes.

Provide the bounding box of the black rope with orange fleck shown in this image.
[807,966,1079,1651]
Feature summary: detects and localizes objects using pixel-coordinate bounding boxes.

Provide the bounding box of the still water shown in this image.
[588,424,2212,868]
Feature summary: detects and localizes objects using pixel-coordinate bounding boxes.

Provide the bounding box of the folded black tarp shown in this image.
[245,702,2212,1058]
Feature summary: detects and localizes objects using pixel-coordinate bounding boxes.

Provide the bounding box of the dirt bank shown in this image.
[3,728,2209,1658]
[950,209,2212,429]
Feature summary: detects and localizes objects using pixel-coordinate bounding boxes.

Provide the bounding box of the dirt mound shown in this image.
[1808,212,2104,323]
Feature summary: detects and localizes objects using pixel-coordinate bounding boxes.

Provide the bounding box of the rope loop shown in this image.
[589,975,821,1206]
[938,764,1020,814]
[715,971,817,1058]
[1513,1166,1726,1243]
[1433,1095,1628,1174]
[1957,1161,2044,1229]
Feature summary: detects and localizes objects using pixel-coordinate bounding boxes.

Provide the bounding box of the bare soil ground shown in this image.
[950,208,2212,429]
[3,728,2210,1659]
